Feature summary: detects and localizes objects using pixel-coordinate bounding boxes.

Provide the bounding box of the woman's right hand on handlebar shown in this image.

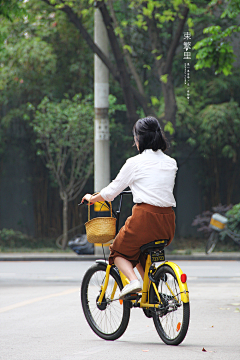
[81,193,105,205]
[81,194,94,204]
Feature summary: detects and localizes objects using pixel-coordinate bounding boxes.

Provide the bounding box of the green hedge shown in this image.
[0,228,57,250]
[226,203,240,234]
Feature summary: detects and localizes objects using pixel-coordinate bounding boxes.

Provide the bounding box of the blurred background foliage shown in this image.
[0,0,240,248]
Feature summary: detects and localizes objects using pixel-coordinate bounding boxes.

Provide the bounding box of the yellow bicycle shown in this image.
[81,192,190,345]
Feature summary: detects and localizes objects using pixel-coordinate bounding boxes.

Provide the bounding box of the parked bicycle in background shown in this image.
[206,210,240,254]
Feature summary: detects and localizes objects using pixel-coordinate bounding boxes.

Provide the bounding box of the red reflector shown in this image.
[181,274,187,283]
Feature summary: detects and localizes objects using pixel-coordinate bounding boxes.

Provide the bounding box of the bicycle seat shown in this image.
[140,239,169,254]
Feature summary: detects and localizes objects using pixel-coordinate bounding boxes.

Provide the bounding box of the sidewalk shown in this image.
[0,251,239,261]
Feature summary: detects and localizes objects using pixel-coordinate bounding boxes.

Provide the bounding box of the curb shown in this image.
[0,252,240,261]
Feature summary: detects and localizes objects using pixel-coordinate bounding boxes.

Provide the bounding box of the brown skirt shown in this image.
[108,203,175,268]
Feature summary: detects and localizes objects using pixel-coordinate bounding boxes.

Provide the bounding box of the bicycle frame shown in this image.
[97,255,189,308]
[208,213,240,250]
[226,228,240,244]
[96,191,189,308]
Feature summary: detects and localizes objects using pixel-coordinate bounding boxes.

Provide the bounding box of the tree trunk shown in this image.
[161,74,177,129]
[146,5,189,131]
[62,193,68,250]
[42,0,158,122]
[97,1,138,124]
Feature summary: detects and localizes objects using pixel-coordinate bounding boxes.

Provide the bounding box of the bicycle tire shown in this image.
[81,263,130,340]
[149,265,190,345]
[206,231,219,254]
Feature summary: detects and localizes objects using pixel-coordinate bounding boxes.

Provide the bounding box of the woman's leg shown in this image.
[114,256,142,298]
[136,263,145,280]
[114,256,138,281]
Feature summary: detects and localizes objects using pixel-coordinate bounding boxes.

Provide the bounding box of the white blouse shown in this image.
[100,149,177,207]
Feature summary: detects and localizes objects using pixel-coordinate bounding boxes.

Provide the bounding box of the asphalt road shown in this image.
[1,260,240,360]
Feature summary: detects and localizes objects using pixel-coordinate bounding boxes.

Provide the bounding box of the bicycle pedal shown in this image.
[124,293,139,301]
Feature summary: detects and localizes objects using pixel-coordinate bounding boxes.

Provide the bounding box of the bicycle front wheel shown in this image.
[81,263,130,340]
[149,265,190,345]
[206,231,219,254]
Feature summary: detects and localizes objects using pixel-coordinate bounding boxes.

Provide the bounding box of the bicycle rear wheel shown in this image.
[149,265,190,345]
[206,231,219,254]
[81,263,130,340]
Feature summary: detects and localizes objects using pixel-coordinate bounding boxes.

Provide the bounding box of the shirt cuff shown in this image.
[100,189,115,202]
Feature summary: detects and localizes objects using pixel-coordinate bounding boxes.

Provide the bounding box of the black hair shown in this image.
[133,116,167,154]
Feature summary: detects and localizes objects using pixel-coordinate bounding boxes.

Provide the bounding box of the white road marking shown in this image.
[0,288,79,313]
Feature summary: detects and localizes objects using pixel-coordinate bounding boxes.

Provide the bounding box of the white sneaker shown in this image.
[119,280,142,299]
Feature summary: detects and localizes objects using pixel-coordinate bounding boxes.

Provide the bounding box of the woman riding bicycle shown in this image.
[81,116,177,299]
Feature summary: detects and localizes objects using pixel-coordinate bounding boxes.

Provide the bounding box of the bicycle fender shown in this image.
[96,259,109,267]
[159,261,189,303]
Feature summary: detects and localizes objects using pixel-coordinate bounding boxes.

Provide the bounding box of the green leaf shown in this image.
[187,137,197,146]
[187,17,194,29]
[121,20,128,27]
[160,74,168,84]
[143,64,151,70]
[164,121,175,135]
[156,55,162,61]
[114,26,124,38]
[151,96,159,106]
[123,45,132,54]
[143,7,152,18]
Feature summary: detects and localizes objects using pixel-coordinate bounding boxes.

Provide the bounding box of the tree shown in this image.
[41,0,209,132]
[0,0,25,21]
[193,0,240,75]
[29,94,94,248]
[0,0,99,238]
[2,0,216,130]
[196,101,240,204]
[0,0,94,109]
[176,85,240,206]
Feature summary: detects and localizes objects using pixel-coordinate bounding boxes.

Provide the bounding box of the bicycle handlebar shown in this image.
[79,190,132,233]
[78,200,90,206]
[78,190,132,206]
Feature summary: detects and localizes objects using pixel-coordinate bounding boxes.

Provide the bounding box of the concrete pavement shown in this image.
[0,251,239,261]
[1,260,240,360]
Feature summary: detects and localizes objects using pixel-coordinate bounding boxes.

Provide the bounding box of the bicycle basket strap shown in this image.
[88,193,113,221]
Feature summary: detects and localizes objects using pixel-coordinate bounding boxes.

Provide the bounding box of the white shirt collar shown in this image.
[142,149,163,156]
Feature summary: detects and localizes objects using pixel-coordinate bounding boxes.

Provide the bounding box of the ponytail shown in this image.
[133,116,167,153]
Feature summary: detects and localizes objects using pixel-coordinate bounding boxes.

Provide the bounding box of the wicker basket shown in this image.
[85,195,116,244]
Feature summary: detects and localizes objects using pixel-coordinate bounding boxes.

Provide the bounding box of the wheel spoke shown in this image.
[81,264,130,340]
[150,265,190,345]
[206,231,219,254]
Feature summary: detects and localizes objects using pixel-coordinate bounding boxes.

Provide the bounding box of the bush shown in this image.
[226,203,240,234]
[192,204,233,236]
[0,228,57,250]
